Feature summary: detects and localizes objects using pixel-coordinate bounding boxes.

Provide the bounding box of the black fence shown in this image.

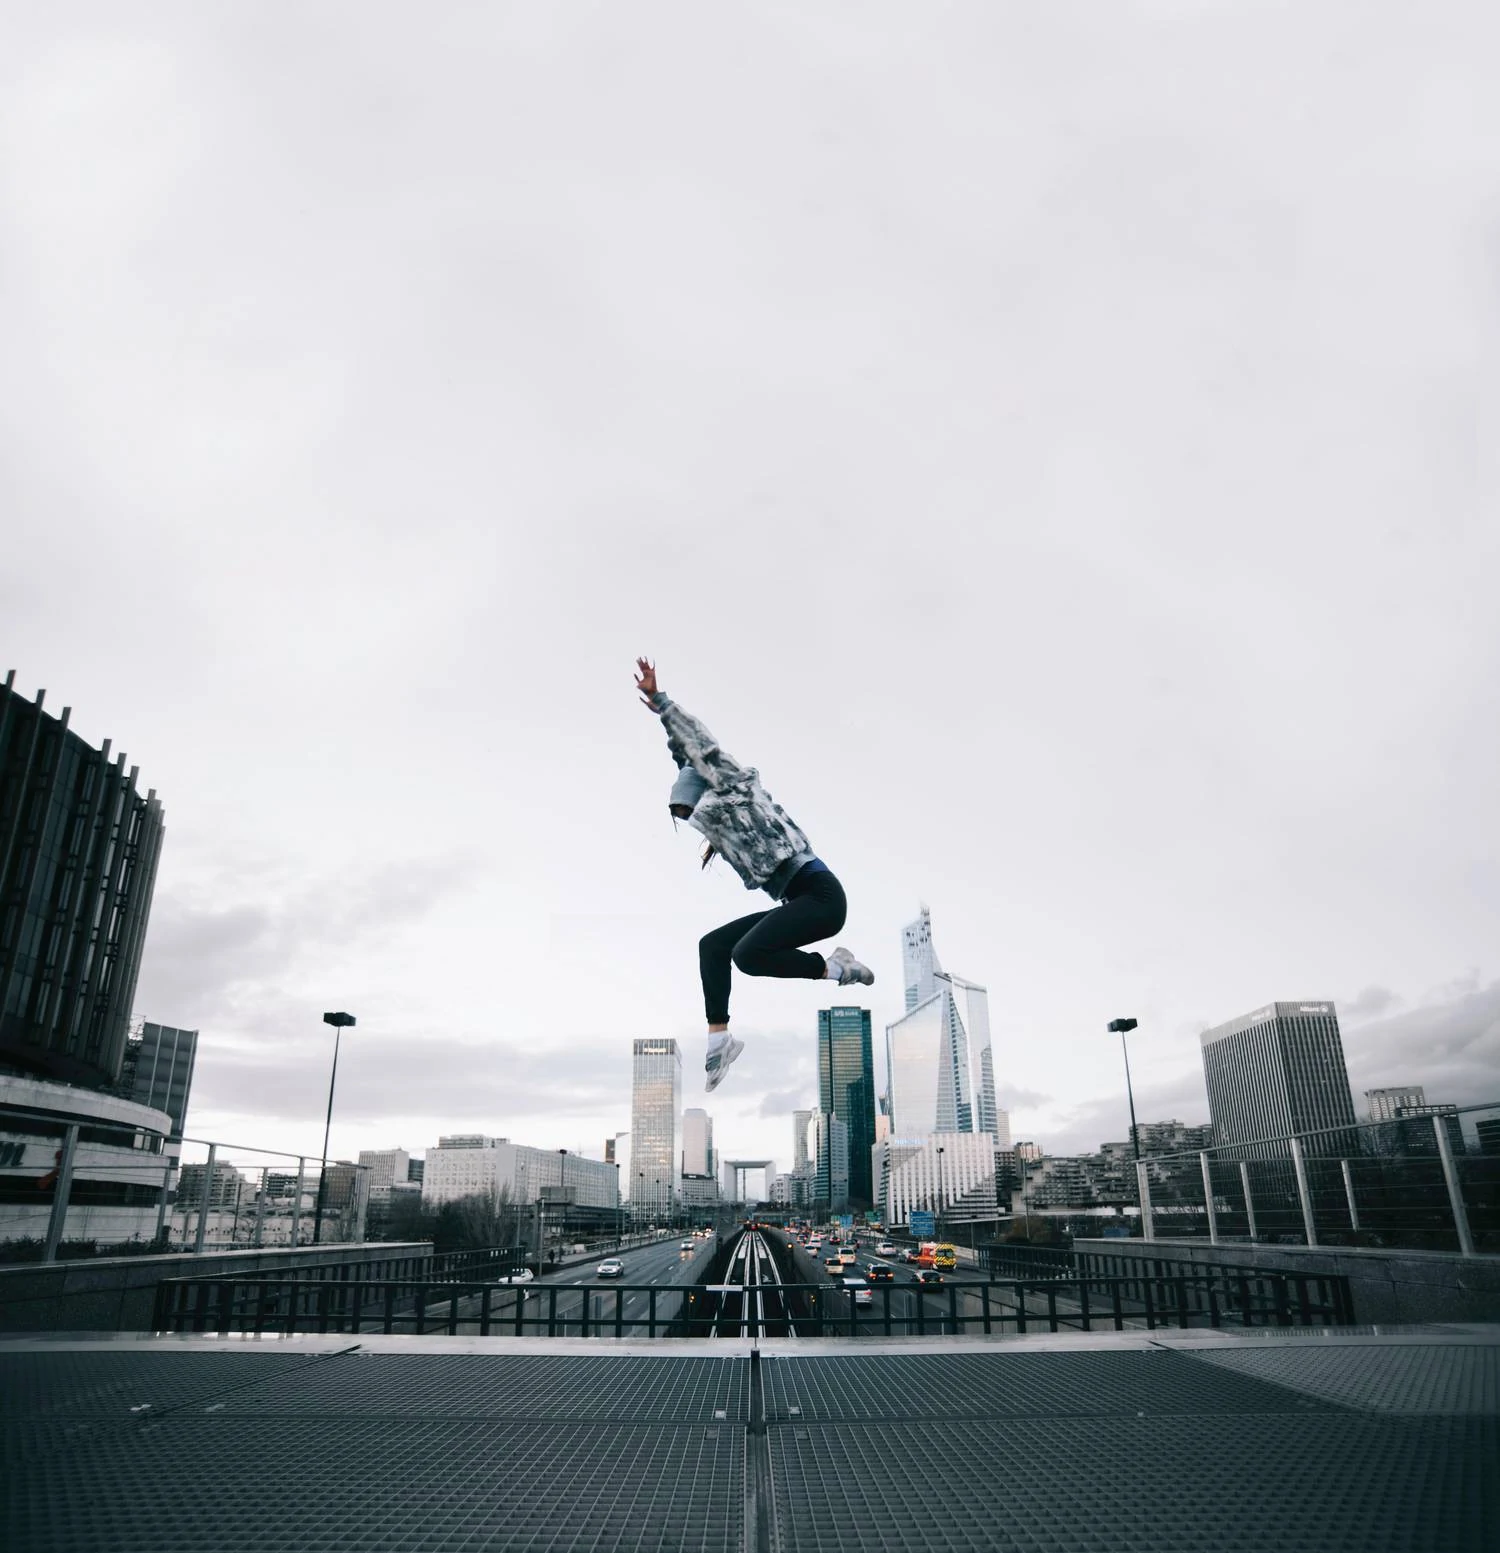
[153,1267,1352,1339]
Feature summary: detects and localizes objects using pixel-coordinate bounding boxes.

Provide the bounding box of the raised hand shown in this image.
[635,656,660,707]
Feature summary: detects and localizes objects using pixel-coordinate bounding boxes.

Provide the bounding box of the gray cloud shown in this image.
[1342,986,1403,1024]
[759,1087,809,1119]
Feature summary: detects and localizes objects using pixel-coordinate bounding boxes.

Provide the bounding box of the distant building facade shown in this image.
[421,1135,616,1210]
[1200,1001,1357,1156]
[1365,1086,1425,1122]
[0,673,166,1089]
[812,1112,849,1212]
[874,1132,998,1228]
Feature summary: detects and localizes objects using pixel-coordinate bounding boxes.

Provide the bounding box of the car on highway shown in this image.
[823,1255,845,1275]
[875,1241,900,1257]
[865,1263,895,1282]
[494,1267,534,1285]
[900,1247,922,1263]
[595,1258,625,1278]
[842,1277,873,1306]
[680,1240,694,1251]
[914,1268,944,1286]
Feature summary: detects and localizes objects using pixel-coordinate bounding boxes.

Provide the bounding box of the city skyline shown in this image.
[4,0,1495,1180]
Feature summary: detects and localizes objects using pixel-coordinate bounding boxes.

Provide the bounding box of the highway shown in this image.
[781,1230,991,1335]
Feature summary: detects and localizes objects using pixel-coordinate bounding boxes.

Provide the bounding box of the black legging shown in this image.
[698,868,848,1025]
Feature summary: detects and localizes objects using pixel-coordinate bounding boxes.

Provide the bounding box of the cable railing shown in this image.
[1124,1100,1499,1255]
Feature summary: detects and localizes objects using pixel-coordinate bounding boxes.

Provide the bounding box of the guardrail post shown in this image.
[41,1123,80,1264]
[1340,1159,1360,1233]
[1239,1161,1258,1241]
[1136,1160,1155,1241]
[1433,1114,1476,1256]
[1199,1152,1219,1245]
[289,1157,305,1247]
[193,1143,217,1254]
[1288,1137,1318,1247]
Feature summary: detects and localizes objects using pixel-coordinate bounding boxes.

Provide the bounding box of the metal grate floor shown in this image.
[6,1418,743,1553]
[2,1331,1494,1553]
[1181,1342,1500,1414]
[762,1348,1332,1421]
[770,1415,1495,1553]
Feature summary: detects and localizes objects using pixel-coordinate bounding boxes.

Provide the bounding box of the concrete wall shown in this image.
[0,1242,437,1334]
[1074,1238,1500,1324]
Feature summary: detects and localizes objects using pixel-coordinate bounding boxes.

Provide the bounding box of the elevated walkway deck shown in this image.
[3,1325,1494,1551]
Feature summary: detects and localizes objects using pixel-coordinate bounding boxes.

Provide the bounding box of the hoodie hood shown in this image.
[668,765,709,812]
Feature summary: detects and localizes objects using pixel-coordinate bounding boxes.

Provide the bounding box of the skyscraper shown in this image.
[888,906,977,1135]
[682,1107,712,1178]
[0,673,166,1088]
[631,1038,682,1216]
[1200,1001,1357,1156]
[818,1006,876,1205]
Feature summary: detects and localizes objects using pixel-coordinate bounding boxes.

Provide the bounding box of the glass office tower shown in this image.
[630,1039,682,1218]
[818,1005,876,1206]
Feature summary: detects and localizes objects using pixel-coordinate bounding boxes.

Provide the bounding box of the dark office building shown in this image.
[1200,1001,1357,1158]
[0,673,165,1088]
[120,1022,198,1142]
[818,1005,876,1207]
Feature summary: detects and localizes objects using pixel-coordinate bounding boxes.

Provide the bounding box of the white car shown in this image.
[596,1258,625,1278]
[875,1241,900,1257]
[495,1267,534,1285]
[842,1277,873,1306]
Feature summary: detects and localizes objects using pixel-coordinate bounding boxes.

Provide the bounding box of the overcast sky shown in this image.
[4,3,1496,1181]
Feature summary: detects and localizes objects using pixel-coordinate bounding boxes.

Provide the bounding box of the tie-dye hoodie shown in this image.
[650,692,817,898]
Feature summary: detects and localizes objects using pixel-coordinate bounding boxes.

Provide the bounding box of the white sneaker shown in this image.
[705,1034,744,1093]
[826,947,874,987]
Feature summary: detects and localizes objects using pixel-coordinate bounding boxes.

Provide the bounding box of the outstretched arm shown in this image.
[633,656,748,790]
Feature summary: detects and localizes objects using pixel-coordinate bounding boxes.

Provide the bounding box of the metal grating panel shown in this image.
[0,1351,326,1420]
[771,1416,1495,1553]
[219,1353,749,1420]
[1182,1344,1500,1415]
[763,1349,1337,1421]
[4,1418,744,1553]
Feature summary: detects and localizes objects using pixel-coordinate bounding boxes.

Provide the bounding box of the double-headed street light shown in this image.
[313,1011,357,1245]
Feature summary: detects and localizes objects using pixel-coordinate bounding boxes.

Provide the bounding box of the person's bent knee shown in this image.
[731,942,766,977]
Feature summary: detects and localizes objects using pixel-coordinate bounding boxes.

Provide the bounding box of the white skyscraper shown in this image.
[888,906,978,1135]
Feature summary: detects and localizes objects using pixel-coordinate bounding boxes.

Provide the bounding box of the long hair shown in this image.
[672,812,717,870]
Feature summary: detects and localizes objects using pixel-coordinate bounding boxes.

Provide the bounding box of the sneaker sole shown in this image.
[705,1038,744,1092]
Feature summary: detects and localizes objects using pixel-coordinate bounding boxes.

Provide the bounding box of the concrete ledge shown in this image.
[1075,1237,1500,1323]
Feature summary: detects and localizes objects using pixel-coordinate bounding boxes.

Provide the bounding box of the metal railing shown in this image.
[1126,1101,1500,1255]
[153,1267,1352,1338]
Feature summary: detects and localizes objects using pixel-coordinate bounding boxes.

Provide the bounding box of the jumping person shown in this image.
[635,657,873,1092]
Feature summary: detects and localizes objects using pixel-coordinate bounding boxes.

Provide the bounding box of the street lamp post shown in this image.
[1107,1017,1142,1229]
[312,1012,356,1246]
[1106,1018,1141,1164]
[557,1149,568,1256]
[935,1146,946,1231]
